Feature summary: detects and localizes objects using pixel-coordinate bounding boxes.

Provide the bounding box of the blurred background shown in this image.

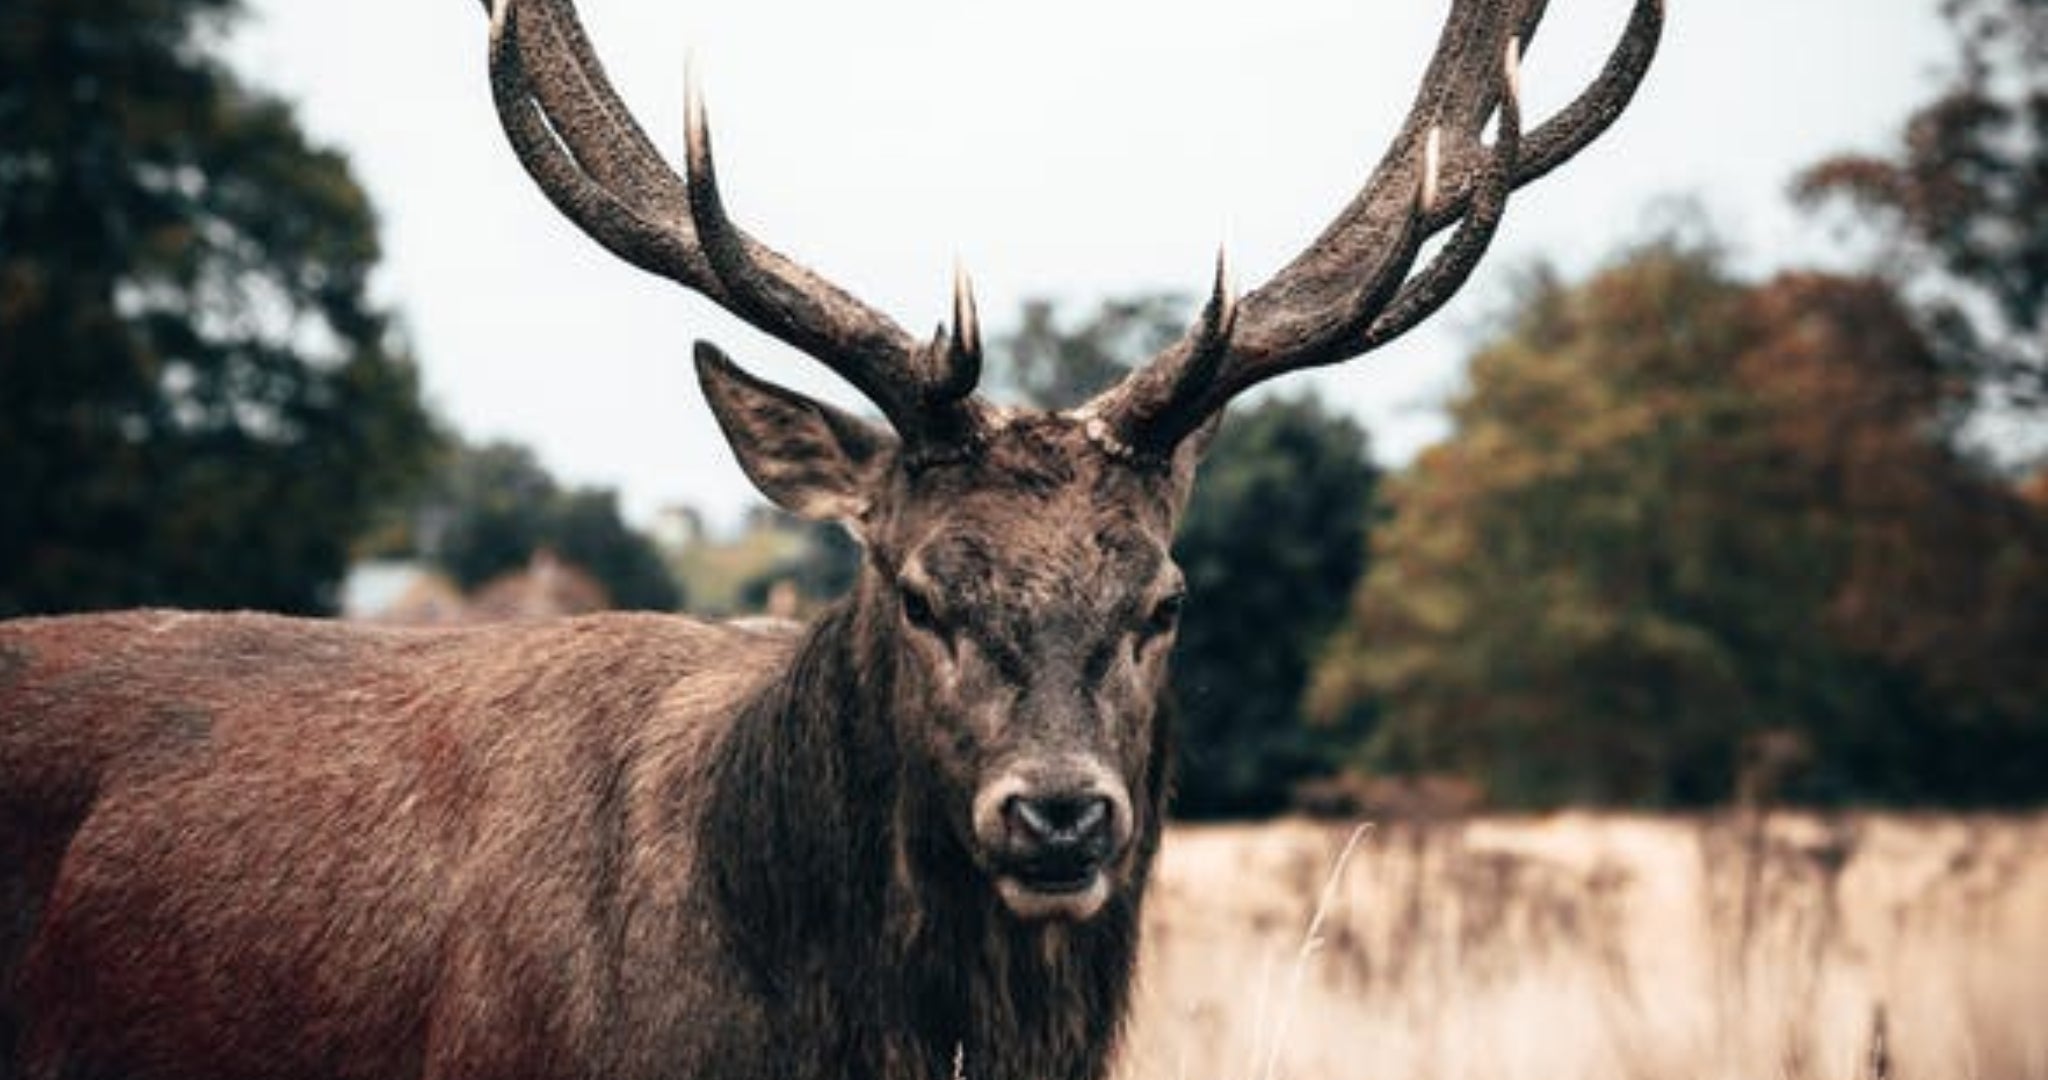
[5,1,2045,1073]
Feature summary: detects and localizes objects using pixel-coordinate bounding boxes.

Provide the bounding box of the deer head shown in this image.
[482,0,1660,920]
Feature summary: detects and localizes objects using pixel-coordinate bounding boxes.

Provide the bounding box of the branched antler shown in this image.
[484,0,987,449]
[1084,0,1664,454]
[480,0,1661,461]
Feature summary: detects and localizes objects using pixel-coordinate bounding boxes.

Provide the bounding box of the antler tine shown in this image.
[1078,249,1239,455]
[680,75,985,440]
[495,0,689,212]
[486,0,984,448]
[938,262,984,402]
[1362,36,1524,351]
[1516,0,1663,186]
[1085,0,1662,454]
[487,0,717,287]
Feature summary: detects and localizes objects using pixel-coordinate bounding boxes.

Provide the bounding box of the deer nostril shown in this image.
[1005,794,1113,849]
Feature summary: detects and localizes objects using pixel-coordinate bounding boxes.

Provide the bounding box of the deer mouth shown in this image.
[995,867,1112,922]
[1005,851,1105,895]
[981,827,1118,920]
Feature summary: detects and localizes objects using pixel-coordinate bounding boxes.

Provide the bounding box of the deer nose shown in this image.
[1004,793,1114,864]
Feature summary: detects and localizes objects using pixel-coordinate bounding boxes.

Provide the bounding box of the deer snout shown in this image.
[1004,793,1116,874]
[973,766,1133,921]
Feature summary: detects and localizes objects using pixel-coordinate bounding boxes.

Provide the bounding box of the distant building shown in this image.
[340,560,466,625]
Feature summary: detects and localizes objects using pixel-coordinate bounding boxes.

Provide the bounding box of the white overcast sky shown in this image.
[230,0,1950,531]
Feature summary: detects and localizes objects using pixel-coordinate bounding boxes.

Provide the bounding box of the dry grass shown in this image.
[1119,812,2048,1080]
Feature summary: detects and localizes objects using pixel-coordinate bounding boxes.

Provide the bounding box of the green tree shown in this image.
[1311,241,2048,807]
[1171,396,1379,817]
[993,295,1188,410]
[1796,0,2048,410]
[992,295,1382,817]
[396,441,683,612]
[0,0,439,615]
[551,488,684,613]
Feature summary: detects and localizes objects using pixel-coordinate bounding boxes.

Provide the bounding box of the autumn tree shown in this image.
[0,0,439,614]
[1312,242,2048,807]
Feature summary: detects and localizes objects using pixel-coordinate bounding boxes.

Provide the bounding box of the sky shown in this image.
[229,0,1953,532]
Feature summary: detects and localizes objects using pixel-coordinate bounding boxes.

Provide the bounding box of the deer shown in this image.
[0,1,1661,1077]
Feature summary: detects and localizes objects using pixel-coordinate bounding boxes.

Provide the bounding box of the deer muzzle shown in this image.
[972,761,1134,921]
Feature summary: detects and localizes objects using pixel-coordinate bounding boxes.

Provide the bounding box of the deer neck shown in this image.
[699,597,1142,1080]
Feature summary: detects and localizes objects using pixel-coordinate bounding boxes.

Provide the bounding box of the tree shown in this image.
[1171,396,1379,817]
[1796,0,2048,413]
[992,295,1382,817]
[0,0,439,615]
[992,295,1189,411]
[1311,241,2048,807]
[392,441,684,613]
[550,488,685,613]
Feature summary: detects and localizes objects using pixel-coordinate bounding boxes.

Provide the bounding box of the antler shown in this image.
[482,0,988,450]
[1082,0,1665,455]
[483,0,1660,461]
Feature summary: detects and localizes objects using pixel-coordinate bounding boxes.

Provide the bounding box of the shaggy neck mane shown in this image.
[699,598,1147,1080]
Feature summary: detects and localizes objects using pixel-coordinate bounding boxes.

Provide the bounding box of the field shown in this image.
[1118,813,2048,1080]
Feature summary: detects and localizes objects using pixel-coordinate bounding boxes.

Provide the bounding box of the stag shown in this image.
[0,2,1660,1077]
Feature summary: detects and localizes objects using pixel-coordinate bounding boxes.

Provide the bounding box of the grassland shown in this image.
[1118,813,2048,1080]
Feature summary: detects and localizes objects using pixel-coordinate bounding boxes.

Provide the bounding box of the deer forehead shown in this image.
[905,519,1172,610]
[885,407,1155,499]
[883,420,1180,588]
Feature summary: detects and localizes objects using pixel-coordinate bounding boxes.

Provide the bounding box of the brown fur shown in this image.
[1,402,1200,1080]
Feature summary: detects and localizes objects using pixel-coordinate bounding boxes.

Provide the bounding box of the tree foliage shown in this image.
[392,441,683,612]
[1311,243,2048,807]
[1171,396,1379,817]
[1796,0,2048,411]
[0,0,439,615]
[992,295,1381,817]
[993,295,1188,411]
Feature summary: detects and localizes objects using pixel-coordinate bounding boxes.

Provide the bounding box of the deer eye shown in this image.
[1141,591,1186,641]
[899,584,944,636]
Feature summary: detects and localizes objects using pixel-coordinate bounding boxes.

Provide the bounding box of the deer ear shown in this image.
[696,342,897,525]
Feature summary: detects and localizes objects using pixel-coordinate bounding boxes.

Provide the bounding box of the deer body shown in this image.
[0,0,1658,1076]
[4,610,756,1080]
[2,601,1145,1080]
